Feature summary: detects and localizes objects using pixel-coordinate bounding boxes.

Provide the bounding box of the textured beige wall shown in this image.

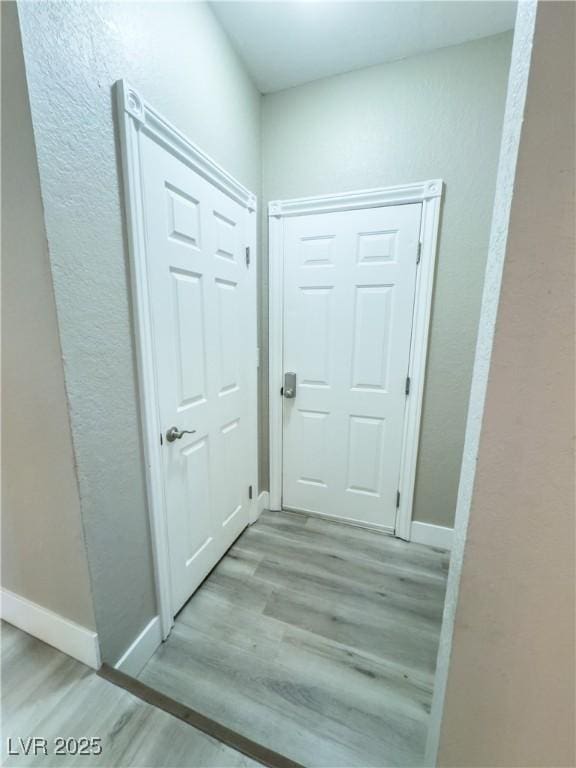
[17,0,261,663]
[261,34,512,527]
[438,3,575,765]
[1,1,96,630]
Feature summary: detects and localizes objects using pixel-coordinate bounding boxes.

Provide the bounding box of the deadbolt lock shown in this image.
[283,372,297,399]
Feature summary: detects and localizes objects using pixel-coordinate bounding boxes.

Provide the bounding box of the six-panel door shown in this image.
[282,204,422,530]
[141,134,252,615]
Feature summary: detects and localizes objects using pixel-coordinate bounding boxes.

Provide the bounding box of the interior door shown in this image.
[282,203,422,530]
[140,133,255,615]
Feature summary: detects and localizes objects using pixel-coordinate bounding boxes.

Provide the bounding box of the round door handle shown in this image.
[166,426,196,443]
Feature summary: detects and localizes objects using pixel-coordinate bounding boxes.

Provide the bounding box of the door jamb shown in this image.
[116,80,259,640]
[267,180,443,540]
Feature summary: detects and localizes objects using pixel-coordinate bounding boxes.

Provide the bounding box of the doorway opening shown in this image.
[91,3,521,766]
[268,183,442,539]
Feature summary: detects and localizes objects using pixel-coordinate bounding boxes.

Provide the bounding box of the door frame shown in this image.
[116,80,259,639]
[268,180,443,540]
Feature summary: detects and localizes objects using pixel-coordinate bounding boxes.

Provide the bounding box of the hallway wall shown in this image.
[1,1,96,631]
[261,33,513,528]
[16,0,261,663]
[437,2,575,763]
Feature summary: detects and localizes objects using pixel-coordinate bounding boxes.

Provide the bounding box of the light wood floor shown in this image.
[139,510,450,768]
[1,621,256,767]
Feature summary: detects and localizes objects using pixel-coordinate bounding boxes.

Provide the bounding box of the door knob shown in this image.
[166,426,196,443]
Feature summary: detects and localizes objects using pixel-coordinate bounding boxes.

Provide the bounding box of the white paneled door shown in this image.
[140,133,255,615]
[282,204,422,530]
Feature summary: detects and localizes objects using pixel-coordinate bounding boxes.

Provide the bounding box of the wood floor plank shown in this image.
[140,621,426,768]
[263,584,440,676]
[280,623,435,717]
[245,516,448,582]
[174,588,432,721]
[190,545,275,614]
[2,626,93,740]
[1,623,257,768]
[236,526,447,603]
[260,510,448,578]
[178,588,285,662]
[136,510,449,767]
[253,556,445,630]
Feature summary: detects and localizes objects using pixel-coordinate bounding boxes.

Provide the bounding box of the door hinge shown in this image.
[405,376,411,396]
[245,246,251,267]
[160,432,163,446]
[396,490,401,509]
[248,485,253,500]
[417,241,422,264]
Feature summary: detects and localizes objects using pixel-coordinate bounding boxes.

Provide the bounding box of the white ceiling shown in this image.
[209,1,516,93]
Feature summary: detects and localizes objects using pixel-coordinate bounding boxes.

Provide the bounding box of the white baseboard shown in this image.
[0,588,100,668]
[257,490,270,519]
[410,521,453,550]
[114,616,161,676]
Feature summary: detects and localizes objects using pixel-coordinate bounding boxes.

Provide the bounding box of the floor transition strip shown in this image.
[98,664,306,768]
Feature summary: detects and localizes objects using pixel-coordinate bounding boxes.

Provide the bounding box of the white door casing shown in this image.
[117,81,258,636]
[268,182,443,538]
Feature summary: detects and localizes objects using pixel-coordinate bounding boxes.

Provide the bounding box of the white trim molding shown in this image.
[1,588,101,669]
[268,209,285,513]
[118,81,257,212]
[395,183,443,541]
[410,521,453,551]
[268,179,442,218]
[114,616,162,677]
[268,181,443,541]
[256,491,270,521]
[115,79,259,640]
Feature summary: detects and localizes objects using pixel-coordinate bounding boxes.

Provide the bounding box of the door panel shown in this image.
[180,436,212,560]
[171,268,207,409]
[351,284,393,391]
[141,134,253,615]
[346,415,386,496]
[282,204,421,530]
[299,286,332,385]
[215,277,240,395]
